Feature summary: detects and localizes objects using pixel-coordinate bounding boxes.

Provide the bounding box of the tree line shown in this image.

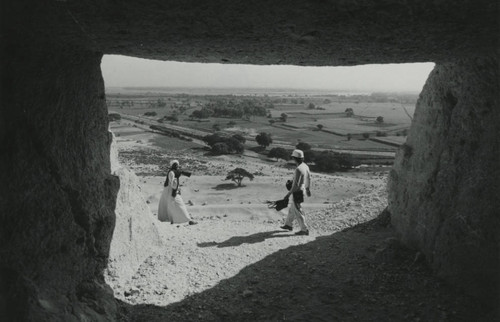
[191,98,272,119]
[268,142,359,172]
[203,130,357,172]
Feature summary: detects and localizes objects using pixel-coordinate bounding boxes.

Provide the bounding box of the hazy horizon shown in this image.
[101,55,435,93]
[105,85,421,93]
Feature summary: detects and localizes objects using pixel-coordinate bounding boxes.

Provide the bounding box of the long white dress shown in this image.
[158,171,191,223]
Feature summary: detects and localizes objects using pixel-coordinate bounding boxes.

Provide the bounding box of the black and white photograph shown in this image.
[1,1,498,321]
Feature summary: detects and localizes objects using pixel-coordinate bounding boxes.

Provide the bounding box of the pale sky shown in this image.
[101,55,434,92]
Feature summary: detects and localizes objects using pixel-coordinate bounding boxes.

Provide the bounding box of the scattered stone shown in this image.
[124,287,140,297]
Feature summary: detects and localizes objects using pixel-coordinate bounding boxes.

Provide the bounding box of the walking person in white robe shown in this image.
[158,160,197,225]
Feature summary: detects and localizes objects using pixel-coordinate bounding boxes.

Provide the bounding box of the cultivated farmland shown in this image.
[107,87,416,155]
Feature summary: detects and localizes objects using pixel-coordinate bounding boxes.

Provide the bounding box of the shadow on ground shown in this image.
[117,216,494,321]
[212,183,243,190]
[197,230,291,248]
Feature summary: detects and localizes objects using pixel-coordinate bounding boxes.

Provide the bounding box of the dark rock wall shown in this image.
[0,43,119,320]
[67,0,498,65]
[388,57,500,304]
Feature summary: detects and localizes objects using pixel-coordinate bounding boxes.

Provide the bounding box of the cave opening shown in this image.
[100,56,438,309]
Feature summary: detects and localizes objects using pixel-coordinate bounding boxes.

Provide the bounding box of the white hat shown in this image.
[291,149,304,158]
[170,160,179,167]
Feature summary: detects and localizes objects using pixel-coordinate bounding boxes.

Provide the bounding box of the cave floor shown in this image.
[115,215,490,322]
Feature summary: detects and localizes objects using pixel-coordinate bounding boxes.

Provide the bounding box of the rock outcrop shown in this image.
[0,46,119,320]
[389,57,500,305]
[106,134,162,284]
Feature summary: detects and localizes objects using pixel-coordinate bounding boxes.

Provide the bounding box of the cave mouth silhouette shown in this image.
[2,1,498,320]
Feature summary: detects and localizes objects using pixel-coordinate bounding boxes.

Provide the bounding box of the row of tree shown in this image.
[268,142,359,171]
[203,131,358,172]
[191,98,271,119]
[202,133,246,155]
[203,131,273,155]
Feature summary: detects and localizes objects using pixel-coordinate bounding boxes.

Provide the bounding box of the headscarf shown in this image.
[170,160,179,168]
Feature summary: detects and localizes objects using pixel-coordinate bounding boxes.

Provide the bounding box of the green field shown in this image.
[107,90,415,153]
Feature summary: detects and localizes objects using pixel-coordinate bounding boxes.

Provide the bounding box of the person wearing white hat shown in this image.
[281,149,311,235]
[158,160,197,225]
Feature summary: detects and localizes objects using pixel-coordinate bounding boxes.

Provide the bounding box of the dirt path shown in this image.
[108,181,387,305]
[115,212,485,322]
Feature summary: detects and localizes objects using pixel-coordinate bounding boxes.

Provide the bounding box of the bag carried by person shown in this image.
[266,198,289,211]
[292,190,304,204]
[286,179,304,203]
[171,178,180,197]
[165,170,180,197]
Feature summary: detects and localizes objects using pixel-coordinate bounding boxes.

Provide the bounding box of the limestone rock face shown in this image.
[0,46,120,320]
[388,57,500,303]
[57,0,499,65]
[3,1,498,67]
[106,135,162,284]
